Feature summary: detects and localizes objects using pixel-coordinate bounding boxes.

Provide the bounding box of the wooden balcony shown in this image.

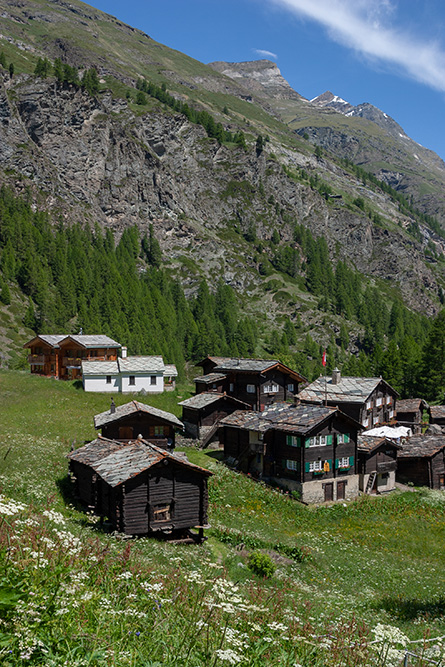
[28,355,46,365]
[63,357,82,368]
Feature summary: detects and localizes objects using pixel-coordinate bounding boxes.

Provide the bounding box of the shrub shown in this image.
[247,551,276,578]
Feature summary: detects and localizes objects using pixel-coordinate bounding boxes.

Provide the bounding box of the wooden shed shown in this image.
[357,435,400,494]
[68,439,212,537]
[428,406,445,428]
[94,400,183,449]
[396,398,428,434]
[179,392,251,439]
[397,435,445,489]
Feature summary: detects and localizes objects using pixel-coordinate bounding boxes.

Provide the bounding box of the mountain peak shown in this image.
[208,60,303,101]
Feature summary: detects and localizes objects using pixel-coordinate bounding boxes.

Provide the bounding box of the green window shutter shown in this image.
[327,459,333,470]
[326,434,333,445]
[281,459,287,469]
[335,458,339,469]
[349,455,354,467]
[297,436,302,447]
[305,438,311,448]
[305,461,310,473]
[286,435,292,446]
[344,434,350,443]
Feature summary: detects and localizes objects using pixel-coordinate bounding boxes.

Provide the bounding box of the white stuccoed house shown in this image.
[82,347,177,393]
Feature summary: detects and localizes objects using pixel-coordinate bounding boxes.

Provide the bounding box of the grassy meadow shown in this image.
[0,370,444,666]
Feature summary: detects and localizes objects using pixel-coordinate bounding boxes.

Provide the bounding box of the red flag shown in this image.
[322,350,326,367]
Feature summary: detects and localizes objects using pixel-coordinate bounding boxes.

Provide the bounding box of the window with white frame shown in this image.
[287,383,294,392]
[362,417,369,428]
[338,457,350,468]
[376,397,383,407]
[264,383,279,393]
[286,435,299,447]
[286,459,299,471]
[386,396,392,404]
[389,409,394,419]
[337,433,350,444]
[246,384,256,393]
[307,435,329,446]
[366,400,372,410]
[309,460,323,472]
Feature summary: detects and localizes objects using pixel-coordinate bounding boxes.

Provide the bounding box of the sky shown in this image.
[90,0,445,161]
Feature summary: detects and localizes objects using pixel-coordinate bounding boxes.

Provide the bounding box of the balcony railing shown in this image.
[63,357,82,368]
[376,461,397,473]
[28,355,46,365]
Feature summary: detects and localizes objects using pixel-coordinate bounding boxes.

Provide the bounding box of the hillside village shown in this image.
[23,333,445,531]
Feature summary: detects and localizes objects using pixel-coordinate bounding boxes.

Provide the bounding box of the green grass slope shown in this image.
[0,370,444,665]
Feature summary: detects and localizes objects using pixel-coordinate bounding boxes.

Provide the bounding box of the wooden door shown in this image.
[337,481,346,500]
[324,483,333,502]
[119,426,133,439]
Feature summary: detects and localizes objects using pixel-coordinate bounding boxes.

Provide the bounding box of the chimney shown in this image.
[121,346,127,359]
[110,399,116,414]
[332,368,341,385]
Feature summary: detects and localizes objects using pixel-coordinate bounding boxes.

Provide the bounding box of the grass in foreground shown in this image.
[0,370,444,665]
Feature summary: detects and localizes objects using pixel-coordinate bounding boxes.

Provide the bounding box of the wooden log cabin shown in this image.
[428,405,445,429]
[94,400,183,449]
[68,439,213,537]
[397,435,445,489]
[220,403,362,503]
[396,398,428,434]
[24,334,121,380]
[179,393,251,439]
[197,356,307,411]
[298,368,398,429]
[357,435,400,494]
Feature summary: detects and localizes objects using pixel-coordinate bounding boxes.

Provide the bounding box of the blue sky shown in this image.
[91,0,445,160]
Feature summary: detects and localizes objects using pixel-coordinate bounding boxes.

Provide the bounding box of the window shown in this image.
[338,457,350,469]
[129,376,135,386]
[286,459,299,471]
[366,400,372,410]
[150,376,157,385]
[106,375,111,384]
[246,384,256,394]
[386,396,392,405]
[362,418,369,428]
[337,433,350,444]
[154,426,164,436]
[389,409,394,419]
[264,383,279,393]
[229,383,234,392]
[309,460,323,472]
[376,397,383,407]
[306,435,332,447]
[286,435,299,447]
[287,383,294,392]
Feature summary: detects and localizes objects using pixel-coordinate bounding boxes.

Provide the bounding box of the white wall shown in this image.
[120,373,164,394]
[83,375,120,393]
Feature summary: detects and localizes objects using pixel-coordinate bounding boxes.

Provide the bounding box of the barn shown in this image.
[68,438,212,537]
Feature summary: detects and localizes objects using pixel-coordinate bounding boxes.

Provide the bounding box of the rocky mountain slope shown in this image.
[0,0,444,366]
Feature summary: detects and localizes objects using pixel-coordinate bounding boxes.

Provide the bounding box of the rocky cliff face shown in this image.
[208,60,304,101]
[0,72,441,315]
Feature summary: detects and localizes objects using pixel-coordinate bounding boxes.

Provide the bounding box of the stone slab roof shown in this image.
[358,435,401,452]
[118,356,164,373]
[82,361,119,376]
[24,334,67,348]
[399,435,445,458]
[94,400,183,429]
[164,364,178,378]
[429,405,445,420]
[68,436,124,466]
[208,357,279,372]
[179,392,249,410]
[220,403,341,435]
[299,376,395,404]
[194,372,228,384]
[396,398,428,413]
[61,335,121,349]
[91,441,212,487]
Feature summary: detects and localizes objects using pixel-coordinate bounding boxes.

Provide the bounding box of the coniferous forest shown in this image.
[0,184,444,399]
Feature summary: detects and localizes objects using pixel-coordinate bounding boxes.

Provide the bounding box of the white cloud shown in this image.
[268,0,445,91]
[253,48,278,59]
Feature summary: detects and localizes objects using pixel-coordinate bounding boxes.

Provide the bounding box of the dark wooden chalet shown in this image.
[94,400,183,449]
[220,403,362,503]
[179,392,251,439]
[298,368,398,429]
[197,356,307,411]
[397,435,445,489]
[428,406,445,428]
[68,438,212,536]
[396,398,428,434]
[357,435,400,494]
[24,334,121,380]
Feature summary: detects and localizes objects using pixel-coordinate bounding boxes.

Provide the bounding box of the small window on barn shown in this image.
[152,504,171,522]
[247,384,256,393]
[154,426,164,436]
[386,396,392,404]
[229,383,234,392]
[264,383,279,393]
[366,400,372,411]
[287,383,294,392]
[376,397,383,407]
[389,409,394,419]
[129,376,135,386]
[150,375,157,385]
[106,375,111,384]
[286,459,299,471]
[362,417,369,428]
[337,433,350,444]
